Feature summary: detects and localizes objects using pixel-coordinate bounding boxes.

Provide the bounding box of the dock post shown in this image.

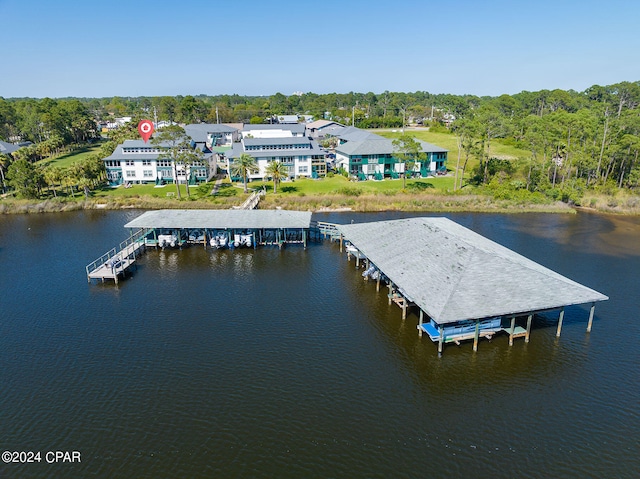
[509,316,516,346]
[401,298,407,320]
[418,310,424,337]
[303,229,307,250]
[438,325,444,356]
[364,259,369,280]
[473,320,479,352]
[586,303,595,333]
[388,282,394,305]
[340,234,343,252]
[556,308,565,337]
[376,272,381,292]
[525,314,533,343]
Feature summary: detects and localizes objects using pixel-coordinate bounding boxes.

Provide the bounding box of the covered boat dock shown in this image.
[86,209,312,284]
[124,209,313,249]
[336,217,609,355]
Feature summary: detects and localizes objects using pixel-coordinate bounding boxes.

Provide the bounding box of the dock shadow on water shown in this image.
[0,210,637,479]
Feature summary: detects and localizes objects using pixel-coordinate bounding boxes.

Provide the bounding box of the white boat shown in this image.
[345,242,366,259]
[210,234,228,249]
[233,233,253,248]
[158,234,178,248]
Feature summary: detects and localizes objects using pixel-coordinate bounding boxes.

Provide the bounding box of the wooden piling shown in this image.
[438,325,444,356]
[587,303,595,333]
[509,316,516,346]
[473,320,480,351]
[418,310,424,337]
[525,314,533,343]
[556,308,565,337]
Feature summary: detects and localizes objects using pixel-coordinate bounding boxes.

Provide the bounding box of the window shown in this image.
[125,160,134,166]
[143,170,153,178]
[299,166,308,173]
[126,170,136,177]
[142,160,151,166]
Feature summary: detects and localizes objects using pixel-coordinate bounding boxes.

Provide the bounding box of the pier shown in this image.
[86,228,150,284]
[86,211,608,355]
[86,209,312,284]
[335,217,608,355]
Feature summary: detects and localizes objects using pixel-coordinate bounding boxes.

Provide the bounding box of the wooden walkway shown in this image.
[234,188,265,210]
[86,229,149,284]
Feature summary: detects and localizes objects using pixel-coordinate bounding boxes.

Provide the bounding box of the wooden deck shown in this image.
[86,229,148,284]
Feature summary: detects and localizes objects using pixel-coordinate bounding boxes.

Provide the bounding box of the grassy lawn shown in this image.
[375,129,531,168]
[248,174,455,196]
[37,144,103,168]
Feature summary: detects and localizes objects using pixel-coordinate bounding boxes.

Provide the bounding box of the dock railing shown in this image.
[236,188,265,210]
[313,221,341,241]
[86,228,150,278]
[85,247,118,278]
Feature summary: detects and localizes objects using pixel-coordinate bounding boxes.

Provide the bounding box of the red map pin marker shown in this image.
[138,120,154,143]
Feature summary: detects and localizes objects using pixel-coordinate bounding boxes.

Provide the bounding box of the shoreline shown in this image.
[2,195,639,216]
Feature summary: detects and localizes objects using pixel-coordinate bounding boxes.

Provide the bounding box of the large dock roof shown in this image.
[337,217,608,324]
[124,209,312,230]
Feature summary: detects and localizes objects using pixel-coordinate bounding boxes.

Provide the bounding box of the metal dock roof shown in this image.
[124,209,313,230]
[337,217,608,324]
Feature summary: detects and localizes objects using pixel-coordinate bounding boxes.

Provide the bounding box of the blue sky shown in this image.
[1,0,638,98]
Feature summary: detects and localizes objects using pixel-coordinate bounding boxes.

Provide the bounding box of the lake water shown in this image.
[0,210,638,478]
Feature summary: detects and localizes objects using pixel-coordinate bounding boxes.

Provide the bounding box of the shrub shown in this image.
[335,186,362,196]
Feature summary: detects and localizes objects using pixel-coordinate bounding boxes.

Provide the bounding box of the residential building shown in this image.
[305,120,346,140]
[0,140,22,155]
[103,139,215,186]
[333,127,447,180]
[225,124,327,180]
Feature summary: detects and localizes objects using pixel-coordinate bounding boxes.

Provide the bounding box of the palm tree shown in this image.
[230,153,258,193]
[264,160,287,193]
[0,153,11,194]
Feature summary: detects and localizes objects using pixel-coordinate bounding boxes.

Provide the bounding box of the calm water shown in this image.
[0,210,638,478]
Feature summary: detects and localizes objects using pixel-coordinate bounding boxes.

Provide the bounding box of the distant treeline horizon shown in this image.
[2,80,640,199]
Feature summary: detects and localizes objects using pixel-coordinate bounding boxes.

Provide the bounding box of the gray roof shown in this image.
[184,123,238,143]
[0,140,21,155]
[337,126,380,142]
[242,123,306,134]
[103,139,173,161]
[306,120,345,130]
[125,209,313,230]
[337,217,608,324]
[225,138,325,159]
[334,127,447,156]
[336,136,446,156]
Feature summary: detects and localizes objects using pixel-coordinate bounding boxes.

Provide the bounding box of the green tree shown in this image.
[264,160,287,193]
[0,153,11,193]
[7,159,43,198]
[392,134,425,189]
[230,153,258,193]
[152,125,203,199]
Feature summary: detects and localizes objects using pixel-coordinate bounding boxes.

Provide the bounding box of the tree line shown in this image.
[1,81,639,201]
